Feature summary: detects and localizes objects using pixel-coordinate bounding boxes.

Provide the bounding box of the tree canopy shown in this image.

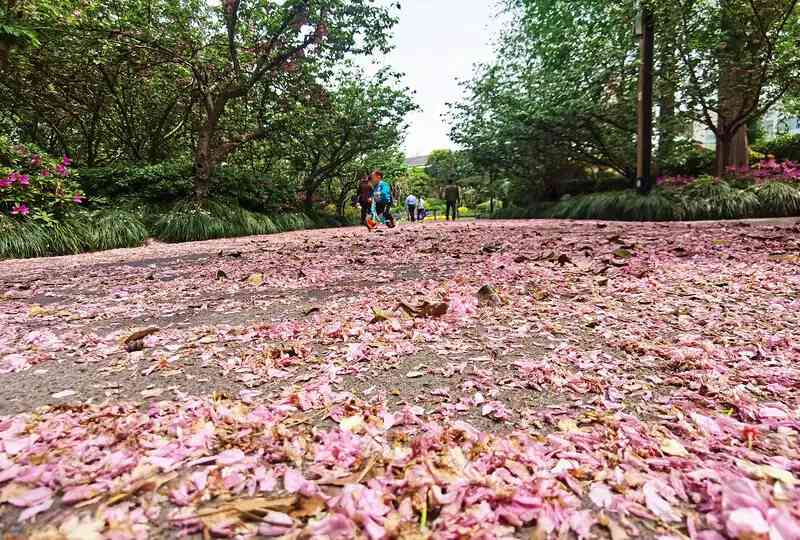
[449,0,800,206]
[1,0,414,207]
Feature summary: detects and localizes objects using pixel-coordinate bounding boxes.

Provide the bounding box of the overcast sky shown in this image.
[374,1,504,158]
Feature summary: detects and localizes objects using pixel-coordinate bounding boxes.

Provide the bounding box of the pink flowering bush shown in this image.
[740,157,800,183]
[658,158,800,189]
[0,137,86,223]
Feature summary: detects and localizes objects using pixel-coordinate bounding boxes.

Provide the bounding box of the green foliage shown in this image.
[276,69,417,207]
[78,162,194,202]
[660,145,716,177]
[0,209,148,260]
[678,178,759,220]
[152,201,229,243]
[2,0,410,204]
[0,214,51,259]
[153,200,290,243]
[755,134,800,163]
[274,213,313,233]
[150,198,335,243]
[451,0,800,194]
[751,182,800,217]
[89,209,149,251]
[425,150,475,187]
[506,176,800,223]
[558,174,634,198]
[490,205,549,220]
[546,190,677,221]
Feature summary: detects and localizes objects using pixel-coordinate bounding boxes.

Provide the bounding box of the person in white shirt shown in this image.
[417,197,426,221]
[405,194,418,222]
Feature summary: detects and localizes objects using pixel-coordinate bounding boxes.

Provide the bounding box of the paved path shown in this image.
[1,219,799,539]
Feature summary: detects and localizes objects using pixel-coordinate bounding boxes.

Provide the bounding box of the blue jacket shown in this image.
[373,180,392,205]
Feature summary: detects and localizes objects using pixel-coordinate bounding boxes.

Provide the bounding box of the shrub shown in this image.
[274,213,313,232]
[736,158,800,183]
[548,190,677,221]
[0,137,85,223]
[750,182,800,217]
[0,214,102,260]
[151,200,289,242]
[559,174,633,197]
[78,161,193,202]
[678,177,760,220]
[78,163,294,212]
[660,144,716,177]
[152,201,229,242]
[755,133,800,162]
[89,209,149,251]
[0,215,51,259]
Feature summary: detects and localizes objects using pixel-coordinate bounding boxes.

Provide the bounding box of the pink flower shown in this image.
[41,169,50,177]
[62,155,72,166]
[30,155,42,167]
[11,203,30,216]
[73,194,85,204]
[17,174,30,186]
[0,177,11,188]
[56,164,69,177]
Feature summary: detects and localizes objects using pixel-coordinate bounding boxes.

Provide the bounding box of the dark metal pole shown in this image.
[636,6,655,194]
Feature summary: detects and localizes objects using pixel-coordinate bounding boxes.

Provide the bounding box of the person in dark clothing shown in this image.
[357,175,373,225]
[443,183,460,221]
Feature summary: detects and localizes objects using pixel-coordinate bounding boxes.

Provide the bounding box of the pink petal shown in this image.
[18,497,53,521]
[726,508,768,538]
[283,468,304,493]
[589,483,613,509]
[569,510,595,539]
[3,435,37,456]
[643,481,680,522]
[216,448,245,466]
[7,486,52,507]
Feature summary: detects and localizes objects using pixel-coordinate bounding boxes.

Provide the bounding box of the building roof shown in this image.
[404,155,429,168]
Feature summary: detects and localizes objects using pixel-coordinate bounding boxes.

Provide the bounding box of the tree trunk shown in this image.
[303,189,314,212]
[193,129,215,200]
[715,128,748,176]
[715,0,751,177]
[656,99,676,173]
[490,197,495,214]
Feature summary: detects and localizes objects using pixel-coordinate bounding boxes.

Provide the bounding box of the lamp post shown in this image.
[635,2,655,194]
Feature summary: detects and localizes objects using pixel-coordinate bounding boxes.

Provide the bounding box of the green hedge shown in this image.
[1,201,357,259]
[78,162,194,202]
[77,162,295,212]
[491,180,800,222]
[150,202,347,243]
[556,174,634,198]
[0,210,148,260]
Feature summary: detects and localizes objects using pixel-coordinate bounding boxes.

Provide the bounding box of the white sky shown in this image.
[374,0,504,158]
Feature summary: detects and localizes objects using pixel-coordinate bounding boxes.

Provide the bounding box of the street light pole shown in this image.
[635,3,655,194]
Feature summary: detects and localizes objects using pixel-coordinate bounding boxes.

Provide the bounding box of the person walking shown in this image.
[417,197,426,221]
[405,193,418,222]
[357,174,373,225]
[443,183,460,221]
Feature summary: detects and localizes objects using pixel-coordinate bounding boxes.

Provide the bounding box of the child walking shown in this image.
[366,170,396,230]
